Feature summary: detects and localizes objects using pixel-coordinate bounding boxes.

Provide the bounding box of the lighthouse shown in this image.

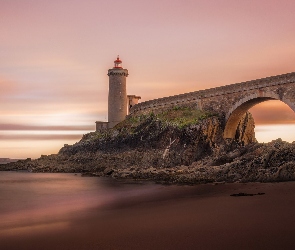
[95,56,141,132]
[107,56,129,128]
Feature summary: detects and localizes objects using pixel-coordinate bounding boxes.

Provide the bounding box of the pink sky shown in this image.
[1,0,295,158]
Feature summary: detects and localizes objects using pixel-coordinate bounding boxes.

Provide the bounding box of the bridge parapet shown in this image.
[130,72,295,115]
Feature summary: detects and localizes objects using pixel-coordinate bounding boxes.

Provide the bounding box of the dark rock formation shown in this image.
[2,107,295,184]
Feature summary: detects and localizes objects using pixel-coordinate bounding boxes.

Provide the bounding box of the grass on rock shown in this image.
[83,106,216,141]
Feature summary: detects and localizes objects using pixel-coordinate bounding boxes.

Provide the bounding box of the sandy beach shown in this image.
[1,180,295,250]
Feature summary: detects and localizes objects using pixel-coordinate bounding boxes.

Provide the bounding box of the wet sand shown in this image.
[1,181,295,250]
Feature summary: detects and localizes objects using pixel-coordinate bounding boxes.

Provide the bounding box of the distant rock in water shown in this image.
[0,158,20,164]
[3,107,295,184]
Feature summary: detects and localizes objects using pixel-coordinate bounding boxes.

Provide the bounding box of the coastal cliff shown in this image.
[3,107,295,184]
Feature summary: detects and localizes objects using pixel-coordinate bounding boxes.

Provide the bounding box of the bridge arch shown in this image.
[224,91,295,140]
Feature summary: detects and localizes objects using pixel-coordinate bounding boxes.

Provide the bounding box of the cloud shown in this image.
[0,124,93,131]
[249,100,295,125]
[255,124,295,143]
[0,78,19,96]
[0,134,82,140]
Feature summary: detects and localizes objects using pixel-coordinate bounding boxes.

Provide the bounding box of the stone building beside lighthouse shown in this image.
[96,56,141,131]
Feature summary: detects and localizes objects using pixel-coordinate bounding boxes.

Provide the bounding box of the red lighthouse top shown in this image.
[113,55,122,68]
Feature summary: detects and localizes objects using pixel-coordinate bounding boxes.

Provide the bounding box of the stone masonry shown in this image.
[129,72,295,139]
[107,68,128,128]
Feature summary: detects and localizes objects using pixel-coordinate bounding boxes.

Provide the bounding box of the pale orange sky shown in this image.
[1,0,295,158]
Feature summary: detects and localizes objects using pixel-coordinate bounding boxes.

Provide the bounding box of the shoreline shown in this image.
[1,168,294,186]
[2,136,295,185]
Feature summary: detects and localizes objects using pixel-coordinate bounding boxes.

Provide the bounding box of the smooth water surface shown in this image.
[1,171,295,250]
[0,171,160,237]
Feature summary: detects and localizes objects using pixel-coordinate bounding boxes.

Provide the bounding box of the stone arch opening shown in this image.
[224,94,295,140]
[251,100,295,142]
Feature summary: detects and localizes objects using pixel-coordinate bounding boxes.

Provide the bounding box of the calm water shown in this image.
[0,171,161,237]
[1,171,295,249]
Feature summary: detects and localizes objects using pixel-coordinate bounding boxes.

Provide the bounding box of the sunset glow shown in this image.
[1,0,295,158]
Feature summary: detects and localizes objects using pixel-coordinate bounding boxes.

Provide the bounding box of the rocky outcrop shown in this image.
[234,112,256,145]
[3,107,295,184]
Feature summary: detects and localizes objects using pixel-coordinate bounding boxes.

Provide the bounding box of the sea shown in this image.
[0,171,160,234]
[1,171,295,250]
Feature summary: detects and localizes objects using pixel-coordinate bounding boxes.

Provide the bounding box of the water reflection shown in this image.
[0,172,160,237]
[1,172,294,250]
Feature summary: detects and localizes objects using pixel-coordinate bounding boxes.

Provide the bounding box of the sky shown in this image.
[1,0,295,159]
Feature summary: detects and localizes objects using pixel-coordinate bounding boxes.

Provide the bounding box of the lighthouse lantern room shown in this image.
[114,56,122,68]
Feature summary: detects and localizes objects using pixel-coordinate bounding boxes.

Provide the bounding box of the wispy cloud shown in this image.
[250,100,295,125]
[0,124,93,131]
[255,124,295,143]
[0,134,82,140]
[0,78,19,96]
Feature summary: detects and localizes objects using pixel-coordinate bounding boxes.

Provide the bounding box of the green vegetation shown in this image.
[116,106,216,131]
[156,106,215,129]
[114,113,148,131]
[82,106,216,142]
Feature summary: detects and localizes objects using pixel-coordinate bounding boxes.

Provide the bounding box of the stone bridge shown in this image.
[129,72,295,139]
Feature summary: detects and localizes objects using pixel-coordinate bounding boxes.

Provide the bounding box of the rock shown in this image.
[103,167,114,175]
[3,108,295,185]
[230,192,265,197]
[234,112,256,145]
